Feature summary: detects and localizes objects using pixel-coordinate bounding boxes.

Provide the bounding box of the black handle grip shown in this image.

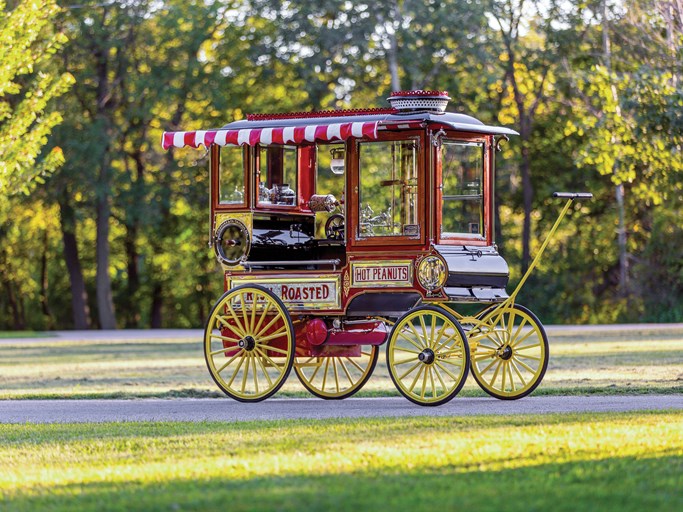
[552,192,593,199]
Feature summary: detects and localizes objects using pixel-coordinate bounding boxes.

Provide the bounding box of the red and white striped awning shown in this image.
[162,121,379,150]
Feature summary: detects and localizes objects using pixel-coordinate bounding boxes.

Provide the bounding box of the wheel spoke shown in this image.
[210,344,240,357]
[255,353,273,387]
[241,352,250,394]
[407,364,425,394]
[215,348,244,374]
[332,358,340,393]
[321,358,331,391]
[259,344,289,355]
[253,299,273,336]
[512,355,536,374]
[397,329,426,352]
[516,353,541,361]
[473,352,496,362]
[238,292,250,332]
[254,347,285,372]
[345,357,365,373]
[515,343,541,351]
[432,364,447,392]
[434,360,459,382]
[501,360,508,392]
[257,327,288,343]
[398,360,422,380]
[406,321,428,348]
[488,359,503,388]
[308,358,323,383]
[430,321,448,350]
[432,330,461,353]
[510,328,536,348]
[394,346,422,355]
[340,358,355,385]
[210,333,241,344]
[428,366,436,398]
[226,352,247,388]
[394,357,419,366]
[255,313,283,339]
[223,304,247,338]
[510,317,528,344]
[251,352,259,394]
[478,356,499,375]
[420,364,429,399]
[510,358,527,387]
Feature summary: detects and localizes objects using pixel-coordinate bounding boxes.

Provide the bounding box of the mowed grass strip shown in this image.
[0,328,682,399]
[0,411,681,511]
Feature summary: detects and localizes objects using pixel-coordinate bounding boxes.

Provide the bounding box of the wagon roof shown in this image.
[221,110,519,136]
[161,109,517,150]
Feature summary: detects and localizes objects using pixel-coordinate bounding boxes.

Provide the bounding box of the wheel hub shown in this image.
[238,335,256,351]
[498,345,513,360]
[418,348,435,365]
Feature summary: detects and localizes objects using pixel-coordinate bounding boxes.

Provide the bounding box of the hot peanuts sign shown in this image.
[351,261,413,287]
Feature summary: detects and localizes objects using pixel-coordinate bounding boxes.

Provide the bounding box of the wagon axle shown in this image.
[417,348,436,365]
[238,336,256,351]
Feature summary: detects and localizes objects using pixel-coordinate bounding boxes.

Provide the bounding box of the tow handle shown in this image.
[553,192,593,199]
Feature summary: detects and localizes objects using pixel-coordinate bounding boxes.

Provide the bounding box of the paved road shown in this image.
[1,395,681,424]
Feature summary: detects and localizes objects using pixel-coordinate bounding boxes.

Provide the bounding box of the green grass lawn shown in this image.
[0,327,681,399]
[0,411,680,511]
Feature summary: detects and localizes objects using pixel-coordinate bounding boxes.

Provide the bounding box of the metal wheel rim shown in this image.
[294,346,378,399]
[204,285,294,401]
[470,304,548,399]
[387,306,469,405]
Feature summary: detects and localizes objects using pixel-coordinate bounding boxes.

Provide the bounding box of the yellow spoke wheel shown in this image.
[294,346,379,399]
[470,303,548,400]
[204,285,294,402]
[387,306,470,406]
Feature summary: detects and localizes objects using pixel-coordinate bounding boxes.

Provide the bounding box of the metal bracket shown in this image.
[432,129,447,148]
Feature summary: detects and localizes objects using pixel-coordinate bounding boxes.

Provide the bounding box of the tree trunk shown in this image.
[59,194,91,330]
[520,138,533,274]
[123,224,140,328]
[96,159,116,329]
[150,282,163,328]
[39,230,53,329]
[5,280,25,330]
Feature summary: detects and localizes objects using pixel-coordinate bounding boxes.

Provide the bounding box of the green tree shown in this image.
[0,0,73,198]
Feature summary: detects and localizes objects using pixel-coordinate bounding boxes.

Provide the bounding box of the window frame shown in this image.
[349,130,426,248]
[211,144,250,211]
[254,144,301,209]
[435,133,492,246]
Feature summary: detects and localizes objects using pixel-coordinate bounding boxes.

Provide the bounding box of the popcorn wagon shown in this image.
[162,90,590,406]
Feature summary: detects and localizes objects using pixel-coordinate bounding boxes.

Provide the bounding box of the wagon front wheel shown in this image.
[387,306,470,406]
[469,303,548,400]
[295,346,379,399]
[204,284,295,402]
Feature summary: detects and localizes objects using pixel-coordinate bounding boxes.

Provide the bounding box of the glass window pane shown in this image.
[441,142,484,237]
[219,146,245,205]
[316,143,345,199]
[257,145,298,206]
[358,139,419,238]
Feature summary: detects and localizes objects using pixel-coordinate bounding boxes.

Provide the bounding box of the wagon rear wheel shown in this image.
[469,304,548,400]
[387,306,470,406]
[294,347,379,399]
[204,284,295,402]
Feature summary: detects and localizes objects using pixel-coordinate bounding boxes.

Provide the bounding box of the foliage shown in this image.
[1,0,682,328]
[0,0,73,198]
